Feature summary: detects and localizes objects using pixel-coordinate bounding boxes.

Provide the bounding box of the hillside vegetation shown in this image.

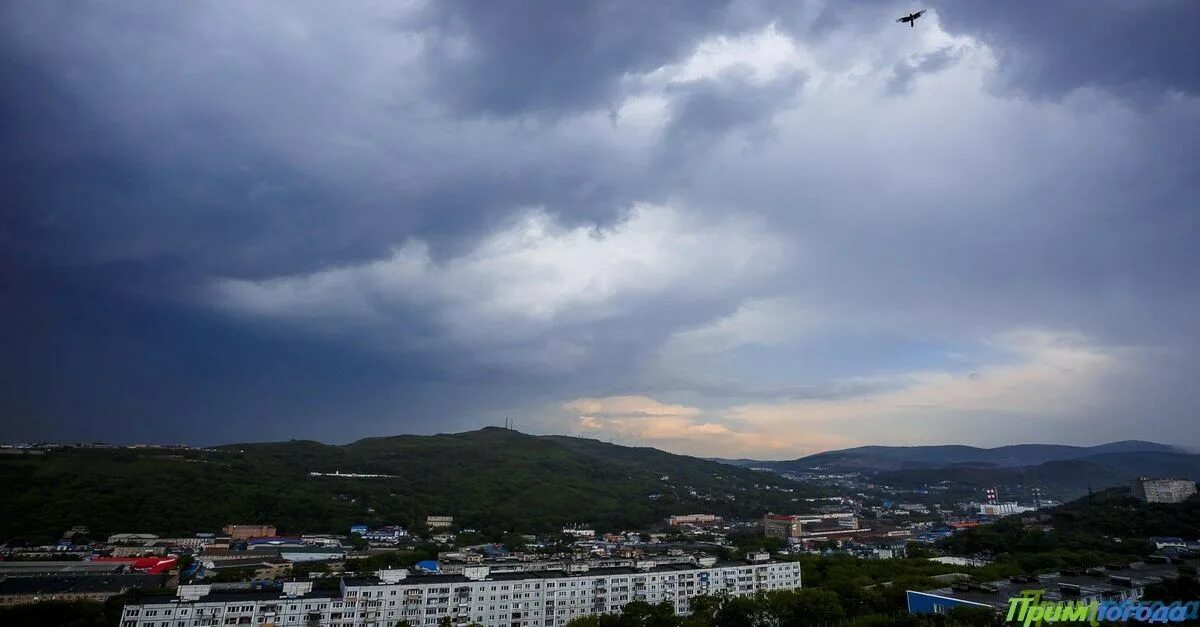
[0,428,814,543]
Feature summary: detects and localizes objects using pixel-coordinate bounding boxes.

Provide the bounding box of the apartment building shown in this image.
[120,557,802,627]
[426,516,454,529]
[223,525,277,541]
[1131,478,1197,504]
[667,514,722,527]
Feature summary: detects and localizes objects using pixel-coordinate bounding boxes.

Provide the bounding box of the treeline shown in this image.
[1050,490,1200,539]
[938,516,1148,577]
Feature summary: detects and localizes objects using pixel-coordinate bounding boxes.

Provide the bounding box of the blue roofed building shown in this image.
[908,562,1188,616]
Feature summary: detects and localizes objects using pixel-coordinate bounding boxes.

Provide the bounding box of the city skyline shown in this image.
[4,1,1199,458]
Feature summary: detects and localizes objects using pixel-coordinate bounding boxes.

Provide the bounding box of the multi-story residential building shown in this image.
[667,514,722,527]
[977,502,1034,517]
[1131,478,1197,504]
[223,524,277,541]
[120,557,802,627]
[426,516,454,530]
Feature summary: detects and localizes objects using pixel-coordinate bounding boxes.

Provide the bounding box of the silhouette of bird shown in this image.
[897,10,926,27]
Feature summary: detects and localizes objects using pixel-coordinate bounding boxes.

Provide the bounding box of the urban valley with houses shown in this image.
[3,431,1200,627]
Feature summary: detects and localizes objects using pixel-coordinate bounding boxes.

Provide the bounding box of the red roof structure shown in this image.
[91,556,178,574]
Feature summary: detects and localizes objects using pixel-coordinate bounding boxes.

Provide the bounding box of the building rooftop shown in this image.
[0,561,127,576]
[205,556,291,569]
[344,559,788,586]
[915,563,1185,610]
[0,574,169,596]
[136,587,340,606]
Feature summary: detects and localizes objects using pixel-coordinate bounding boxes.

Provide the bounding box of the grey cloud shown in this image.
[887,46,961,95]
[926,0,1200,100]
[417,1,749,115]
[662,69,807,150]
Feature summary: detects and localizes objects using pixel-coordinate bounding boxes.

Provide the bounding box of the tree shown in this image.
[764,589,845,625]
[622,601,678,627]
[713,595,767,627]
[681,595,720,627]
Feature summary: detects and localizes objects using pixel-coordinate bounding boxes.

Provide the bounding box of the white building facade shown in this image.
[120,560,802,627]
[1132,478,1197,504]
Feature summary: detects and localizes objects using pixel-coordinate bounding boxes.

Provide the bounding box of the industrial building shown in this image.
[763,513,861,540]
[1131,478,1197,504]
[120,556,802,627]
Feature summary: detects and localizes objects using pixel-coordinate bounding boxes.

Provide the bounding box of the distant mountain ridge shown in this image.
[712,440,1199,502]
[875,451,1200,501]
[718,440,1183,473]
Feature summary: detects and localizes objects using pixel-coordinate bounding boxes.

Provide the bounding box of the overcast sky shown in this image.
[3,1,1198,458]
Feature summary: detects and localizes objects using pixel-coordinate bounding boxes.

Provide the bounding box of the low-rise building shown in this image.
[122,558,802,627]
[363,525,408,544]
[907,563,1184,616]
[107,533,160,545]
[202,556,292,580]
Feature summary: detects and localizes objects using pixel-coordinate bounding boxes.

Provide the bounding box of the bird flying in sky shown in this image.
[897,10,926,27]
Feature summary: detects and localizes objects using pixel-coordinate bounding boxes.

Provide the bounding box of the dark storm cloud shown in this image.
[2,1,1199,452]
[927,0,1200,99]
[0,1,665,280]
[417,1,742,115]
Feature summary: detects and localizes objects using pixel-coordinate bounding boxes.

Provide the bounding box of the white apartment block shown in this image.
[120,558,802,627]
[1131,478,1197,504]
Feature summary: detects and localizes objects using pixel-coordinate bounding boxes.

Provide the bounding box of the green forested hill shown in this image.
[0,428,814,543]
